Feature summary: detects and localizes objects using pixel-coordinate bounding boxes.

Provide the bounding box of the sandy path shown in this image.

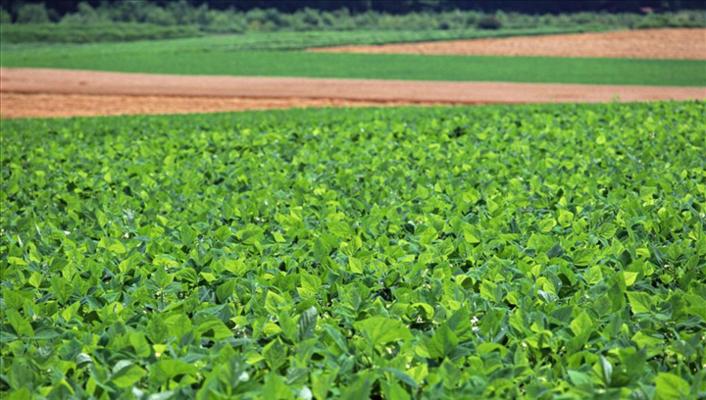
[1,68,704,118]
[313,28,706,60]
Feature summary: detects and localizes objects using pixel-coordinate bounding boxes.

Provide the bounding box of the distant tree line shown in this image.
[1,0,704,19]
[2,1,704,44]
[1,0,703,36]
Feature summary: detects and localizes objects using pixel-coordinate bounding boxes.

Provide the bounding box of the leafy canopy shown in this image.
[1,102,704,398]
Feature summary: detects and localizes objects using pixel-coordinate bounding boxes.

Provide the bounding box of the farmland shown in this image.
[2,38,706,87]
[2,101,704,398]
[2,1,706,398]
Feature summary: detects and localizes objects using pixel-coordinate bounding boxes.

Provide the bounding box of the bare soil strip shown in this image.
[0,93,420,119]
[312,28,706,60]
[1,68,704,118]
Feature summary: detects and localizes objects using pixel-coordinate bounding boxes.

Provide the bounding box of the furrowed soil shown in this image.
[1,68,704,118]
[312,28,706,60]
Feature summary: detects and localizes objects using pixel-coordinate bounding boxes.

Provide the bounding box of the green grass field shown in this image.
[0,26,591,46]
[4,29,705,86]
[2,102,704,398]
[2,45,705,86]
[0,23,202,44]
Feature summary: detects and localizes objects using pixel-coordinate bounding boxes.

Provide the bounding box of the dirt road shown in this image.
[1,68,704,118]
[312,28,706,60]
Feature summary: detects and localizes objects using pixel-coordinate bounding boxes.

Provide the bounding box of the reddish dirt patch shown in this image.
[312,28,706,60]
[1,68,704,119]
[0,93,417,119]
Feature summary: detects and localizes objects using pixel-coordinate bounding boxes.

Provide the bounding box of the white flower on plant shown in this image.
[298,386,313,400]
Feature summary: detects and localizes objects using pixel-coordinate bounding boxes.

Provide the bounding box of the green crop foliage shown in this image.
[4,31,705,87]
[1,102,705,399]
[2,48,705,87]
